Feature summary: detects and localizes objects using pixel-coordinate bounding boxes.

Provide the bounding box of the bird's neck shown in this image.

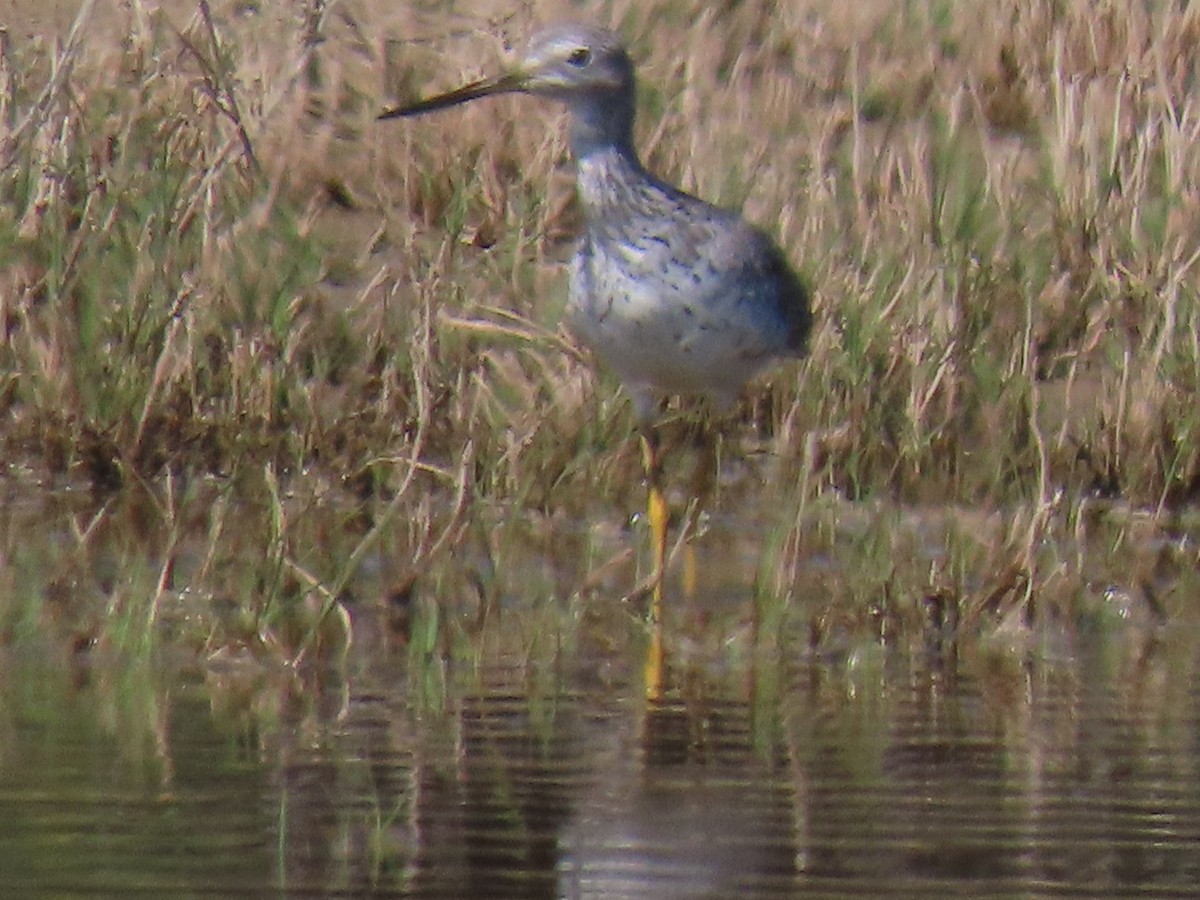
[567,93,657,223]
[567,93,637,164]
[574,146,653,222]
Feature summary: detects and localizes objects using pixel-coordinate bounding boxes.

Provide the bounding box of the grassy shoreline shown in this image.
[2,0,1199,658]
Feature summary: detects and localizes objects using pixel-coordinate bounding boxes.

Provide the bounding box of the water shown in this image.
[0,655,275,896]
[1,473,1198,896]
[2,616,1199,897]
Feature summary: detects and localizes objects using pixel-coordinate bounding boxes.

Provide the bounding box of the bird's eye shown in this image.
[567,47,592,67]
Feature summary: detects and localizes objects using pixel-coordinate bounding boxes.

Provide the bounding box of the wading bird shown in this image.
[379,23,810,647]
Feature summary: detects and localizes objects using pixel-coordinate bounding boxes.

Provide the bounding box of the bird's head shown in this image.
[379,24,634,119]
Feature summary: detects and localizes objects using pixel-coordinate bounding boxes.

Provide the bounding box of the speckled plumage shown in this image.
[380,23,810,422]
[571,146,809,420]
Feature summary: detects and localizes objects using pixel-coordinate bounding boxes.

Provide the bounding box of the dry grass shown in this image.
[3,0,1200,659]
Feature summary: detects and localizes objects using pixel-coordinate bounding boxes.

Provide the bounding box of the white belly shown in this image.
[567,241,778,413]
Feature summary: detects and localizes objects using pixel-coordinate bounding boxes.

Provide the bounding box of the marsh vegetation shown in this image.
[3,0,1200,668]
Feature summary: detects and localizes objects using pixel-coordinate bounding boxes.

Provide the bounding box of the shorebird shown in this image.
[380,24,810,630]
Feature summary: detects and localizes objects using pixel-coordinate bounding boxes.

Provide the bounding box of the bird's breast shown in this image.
[566,236,783,397]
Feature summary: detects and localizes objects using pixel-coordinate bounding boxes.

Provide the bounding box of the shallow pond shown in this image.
[3,605,1200,896]
[2,475,1200,897]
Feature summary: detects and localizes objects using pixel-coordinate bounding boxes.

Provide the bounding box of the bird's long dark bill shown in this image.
[377,72,523,120]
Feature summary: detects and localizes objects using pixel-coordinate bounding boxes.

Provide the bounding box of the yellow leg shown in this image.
[683,542,698,599]
[640,428,669,621]
[640,428,668,699]
[682,422,718,600]
[644,624,664,700]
